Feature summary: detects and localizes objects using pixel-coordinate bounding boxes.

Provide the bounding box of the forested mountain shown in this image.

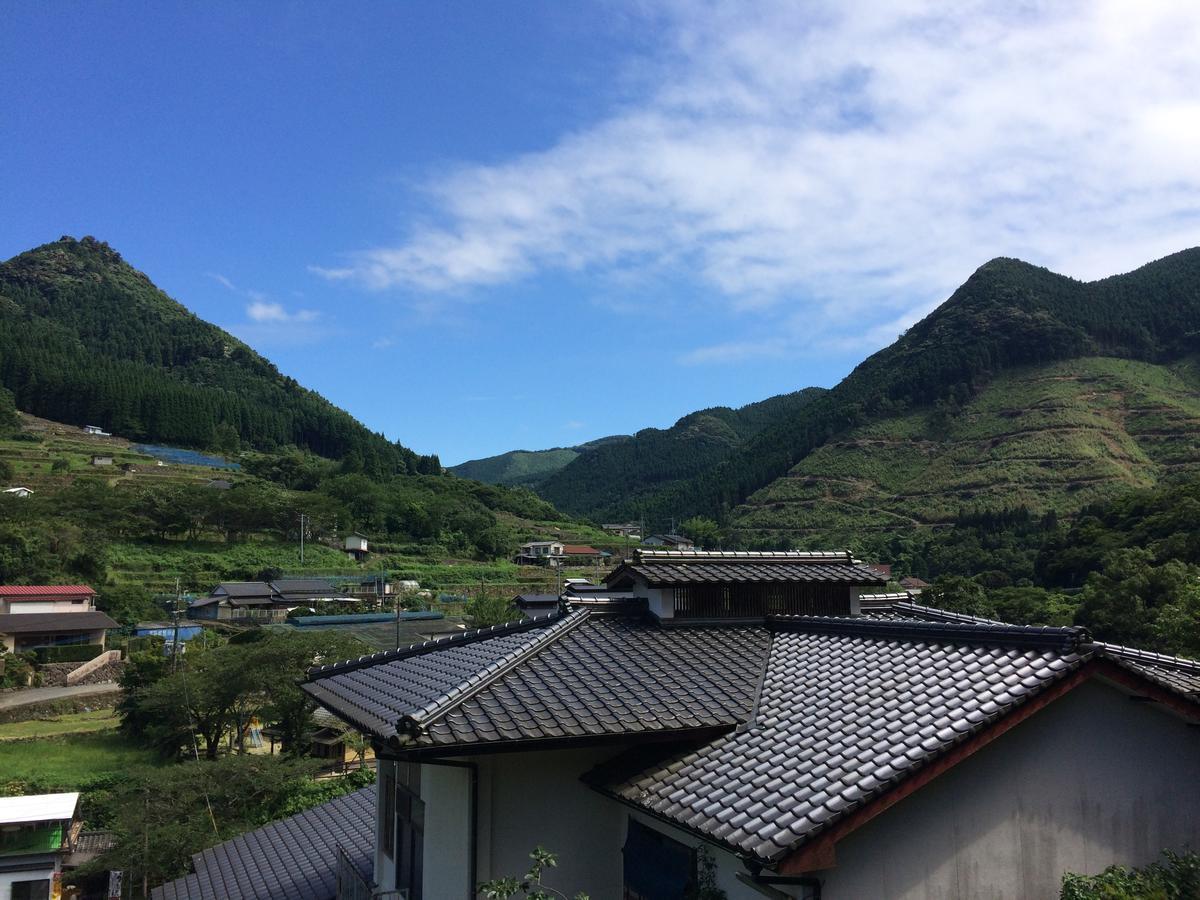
[0,236,440,476]
[544,249,1200,530]
[449,435,631,487]
[534,388,827,517]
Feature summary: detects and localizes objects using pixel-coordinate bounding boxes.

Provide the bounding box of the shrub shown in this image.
[1061,850,1200,899]
[35,644,104,664]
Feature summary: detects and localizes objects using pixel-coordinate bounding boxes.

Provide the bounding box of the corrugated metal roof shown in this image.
[614,560,887,586]
[0,585,95,597]
[0,792,79,824]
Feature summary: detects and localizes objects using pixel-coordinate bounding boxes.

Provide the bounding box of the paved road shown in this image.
[0,681,120,710]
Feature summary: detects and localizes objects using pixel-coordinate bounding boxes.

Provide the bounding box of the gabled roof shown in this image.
[213,582,277,599]
[304,592,1200,870]
[0,611,117,633]
[594,617,1092,862]
[151,787,373,900]
[0,585,95,597]
[561,545,600,555]
[607,551,886,587]
[303,608,769,748]
[0,792,79,825]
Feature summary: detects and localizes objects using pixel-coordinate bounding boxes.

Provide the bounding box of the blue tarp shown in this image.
[289,611,444,627]
[132,444,241,470]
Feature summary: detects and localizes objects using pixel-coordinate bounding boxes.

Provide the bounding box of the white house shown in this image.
[515,540,564,565]
[1,486,33,498]
[641,533,695,550]
[0,792,81,900]
[82,425,109,436]
[344,532,369,561]
[89,455,113,467]
[302,551,1200,900]
[0,585,116,653]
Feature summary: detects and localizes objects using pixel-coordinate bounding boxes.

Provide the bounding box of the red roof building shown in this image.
[0,585,96,598]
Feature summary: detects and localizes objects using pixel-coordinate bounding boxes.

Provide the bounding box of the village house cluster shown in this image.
[140,549,1200,900]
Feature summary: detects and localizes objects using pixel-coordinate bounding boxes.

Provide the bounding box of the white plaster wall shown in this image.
[0,866,56,900]
[818,680,1200,900]
[474,747,631,898]
[420,763,472,900]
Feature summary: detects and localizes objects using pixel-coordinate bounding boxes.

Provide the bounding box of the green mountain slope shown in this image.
[536,388,827,519]
[543,248,1200,532]
[733,355,1200,541]
[448,436,631,487]
[0,236,439,475]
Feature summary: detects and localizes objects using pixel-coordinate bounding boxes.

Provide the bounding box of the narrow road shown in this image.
[0,681,120,710]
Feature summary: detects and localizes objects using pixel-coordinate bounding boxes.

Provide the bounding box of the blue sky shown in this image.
[4,2,1200,464]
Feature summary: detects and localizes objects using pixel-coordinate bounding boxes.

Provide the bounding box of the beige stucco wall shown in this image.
[817,678,1200,899]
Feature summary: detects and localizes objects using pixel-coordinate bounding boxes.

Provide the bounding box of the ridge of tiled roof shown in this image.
[1096,643,1200,699]
[770,616,1092,653]
[396,610,591,738]
[616,560,886,586]
[306,607,572,679]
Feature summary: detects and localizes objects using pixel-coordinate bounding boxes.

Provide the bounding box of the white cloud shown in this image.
[316,0,1200,361]
[246,300,318,324]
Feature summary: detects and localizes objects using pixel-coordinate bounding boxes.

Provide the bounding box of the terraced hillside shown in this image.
[732,356,1200,542]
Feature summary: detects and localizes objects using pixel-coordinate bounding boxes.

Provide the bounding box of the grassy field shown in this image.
[0,731,159,791]
[0,708,120,741]
[735,356,1200,540]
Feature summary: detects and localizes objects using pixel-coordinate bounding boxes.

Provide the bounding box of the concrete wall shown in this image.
[817,679,1200,900]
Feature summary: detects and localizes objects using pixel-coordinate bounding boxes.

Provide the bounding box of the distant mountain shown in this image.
[542,249,1200,535]
[0,236,439,475]
[449,435,631,487]
[535,388,828,518]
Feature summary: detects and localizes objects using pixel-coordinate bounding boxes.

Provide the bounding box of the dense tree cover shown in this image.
[0,236,440,473]
[546,249,1200,523]
[82,755,373,891]
[853,474,1200,656]
[119,629,368,760]
[538,389,826,518]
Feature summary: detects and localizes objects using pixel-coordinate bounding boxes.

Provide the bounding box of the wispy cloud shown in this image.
[314,0,1200,362]
[209,271,321,345]
[246,300,318,324]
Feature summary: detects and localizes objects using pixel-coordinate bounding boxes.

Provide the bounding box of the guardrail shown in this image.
[66,649,122,685]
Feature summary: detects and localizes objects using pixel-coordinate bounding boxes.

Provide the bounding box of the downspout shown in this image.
[420,758,479,894]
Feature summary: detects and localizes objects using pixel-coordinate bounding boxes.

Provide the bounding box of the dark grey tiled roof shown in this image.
[303,612,586,740]
[303,609,769,748]
[0,611,118,633]
[596,618,1089,862]
[614,560,886,586]
[151,787,373,900]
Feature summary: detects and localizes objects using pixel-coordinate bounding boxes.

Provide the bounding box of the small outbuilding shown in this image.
[344,533,369,561]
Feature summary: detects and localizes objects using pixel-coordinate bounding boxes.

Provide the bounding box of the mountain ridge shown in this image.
[0,236,441,476]
[536,248,1200,529]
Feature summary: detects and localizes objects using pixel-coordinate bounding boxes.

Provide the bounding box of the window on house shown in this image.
[622,818,696,899]
[12,879,51,900]
[394,765,424,900]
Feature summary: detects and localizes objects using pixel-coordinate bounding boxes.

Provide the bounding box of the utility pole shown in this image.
[298,513,307,565]
[171,577,182,674]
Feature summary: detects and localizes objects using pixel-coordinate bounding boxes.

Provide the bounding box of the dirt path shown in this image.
[0,682,120,710]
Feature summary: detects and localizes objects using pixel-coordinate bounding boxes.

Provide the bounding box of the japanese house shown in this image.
[0,586,116,654]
